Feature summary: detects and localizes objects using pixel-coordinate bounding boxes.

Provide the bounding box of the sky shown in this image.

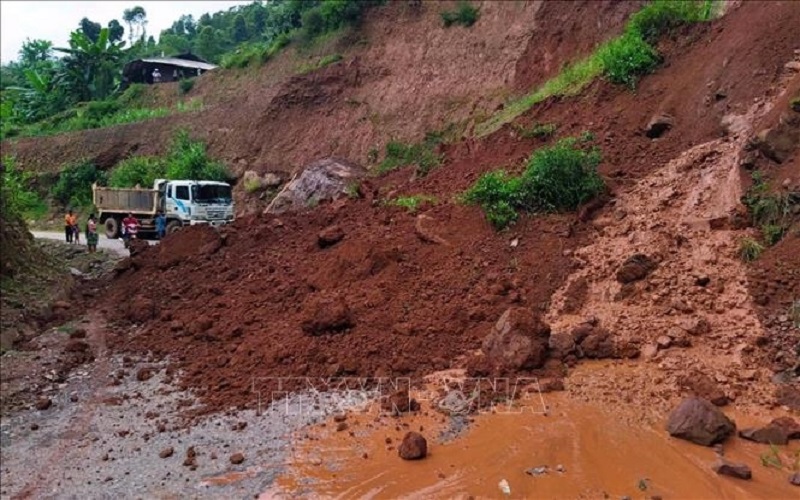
[0,0,253,63]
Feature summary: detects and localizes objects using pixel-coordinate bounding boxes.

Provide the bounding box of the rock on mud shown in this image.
[666,398,736,446]
[229,453,245,465]
[34,398,52,411]
[712,459,752,480]
[482,307,550,370]
[398,432,427,460]
[678,371,729,406]
[770,417,800,439]
[318,225,345,248]
[381,389,419,416]
[645,113,675,138]
[616,254,657,284]
[159,447,174,459]
[790,472,800,486]
[738,425,789,445]
[266,157,365,214]
[300,294,354,335]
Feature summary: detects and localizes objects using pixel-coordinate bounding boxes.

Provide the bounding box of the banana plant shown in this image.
[55,27,126,101]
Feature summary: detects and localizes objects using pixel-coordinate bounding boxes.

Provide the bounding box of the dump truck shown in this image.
[93,179,235,239]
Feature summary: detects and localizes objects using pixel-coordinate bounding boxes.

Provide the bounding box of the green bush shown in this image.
[515,122,558,140]
[108,156,165,188]
[598,33,660,89]
[0,157,47,219]
[441,2,480,28]
[118,83,147,106]
[165,130,230,182]
[108,130,229,187]
[464,137,604,229]
[52,161,107,208]
[178,78,195,95]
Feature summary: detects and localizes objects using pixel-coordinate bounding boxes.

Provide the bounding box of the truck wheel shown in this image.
[166,220,182,234]
[105,217,120,239]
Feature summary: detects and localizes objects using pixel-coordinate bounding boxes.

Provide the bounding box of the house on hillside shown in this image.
[121,53,217,88]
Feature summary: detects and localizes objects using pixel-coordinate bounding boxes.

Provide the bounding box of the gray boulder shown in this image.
[482,307,550,370]
[266,158,365,214]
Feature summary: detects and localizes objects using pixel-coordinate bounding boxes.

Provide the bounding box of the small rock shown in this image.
[336,422,349,432]
[616,254,657,283]
[790,472,800,486]
[640,343,659,360]
[30,423,39,431]
[333,414,347,423]
[35,398,52,411]
[656,336,672,349]
[785,61,800,72]
[398,432,427,460]
[556,464,565,473]
[159,447,174,459]
[230,453,245,465]
[136,368,153,381]
[318,225,345,248]
[712,459,752,480]
[525,466,549,476]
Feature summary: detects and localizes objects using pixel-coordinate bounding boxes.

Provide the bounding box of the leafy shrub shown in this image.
[441,2,480,28]
[178,78,195,95]
[738,237,764,262]
[108,156,165,188]
[464,137,603,229]
[52,161,107,208]
[83,100,121,122]
[463,170,523,229]
[165,130,230,182]
[598,33,660,89]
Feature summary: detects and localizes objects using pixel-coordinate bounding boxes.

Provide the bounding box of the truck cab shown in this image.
[159,180,235,228]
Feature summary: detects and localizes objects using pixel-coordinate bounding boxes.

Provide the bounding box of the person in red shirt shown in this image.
[121,212,140,246]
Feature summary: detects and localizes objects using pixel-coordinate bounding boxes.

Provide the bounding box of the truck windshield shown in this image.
[192,184,232,204]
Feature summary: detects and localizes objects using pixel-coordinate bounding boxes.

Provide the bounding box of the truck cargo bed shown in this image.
[94,186,157,213]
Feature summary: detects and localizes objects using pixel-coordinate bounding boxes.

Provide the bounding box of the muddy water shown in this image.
[268,395,799,499]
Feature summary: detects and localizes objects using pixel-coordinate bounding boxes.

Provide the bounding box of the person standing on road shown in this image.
[86,214,98,253]
[155,210,166,240]
[64,210,76,243]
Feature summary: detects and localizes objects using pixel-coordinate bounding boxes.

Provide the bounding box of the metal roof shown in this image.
[139,57,217,71]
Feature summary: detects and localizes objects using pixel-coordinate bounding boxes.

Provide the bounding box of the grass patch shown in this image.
[441,2,480,28]
[1,156,48,220]
[474,0,717,137]
[386,195,437,213]
[790,299,800,329]
[377,132,444,176]
[11,99,203,139]
[743,170,793,247]
[738,237,764,262]
[463,136,603,229]
[514,122,558,140]
[298,53,343,74]
[344,181,361,199]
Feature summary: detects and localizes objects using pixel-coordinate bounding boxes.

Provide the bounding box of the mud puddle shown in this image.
[268,392,799,499]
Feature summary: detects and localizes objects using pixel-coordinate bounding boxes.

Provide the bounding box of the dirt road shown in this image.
[31,231,156,256]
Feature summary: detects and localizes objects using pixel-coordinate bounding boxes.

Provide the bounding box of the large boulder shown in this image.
[482,307,550,370]
[266,158,365,214]
[666,397,736,446]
